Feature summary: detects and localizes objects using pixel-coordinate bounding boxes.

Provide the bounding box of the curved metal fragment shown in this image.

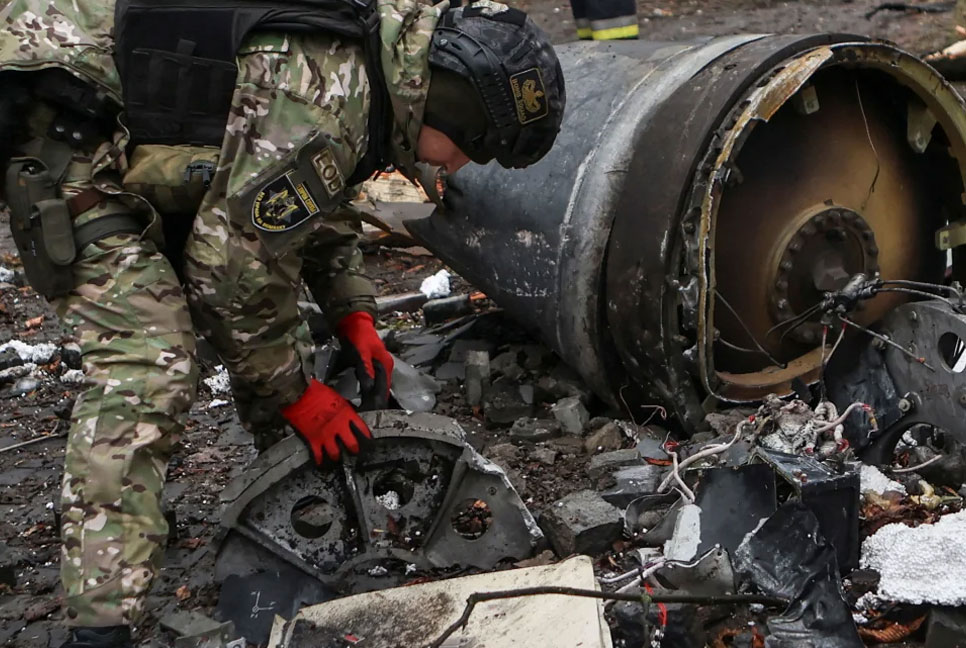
[216,411,543,593]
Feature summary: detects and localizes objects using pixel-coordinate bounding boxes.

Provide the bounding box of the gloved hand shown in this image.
[281,379,372,465]
[337,311,394,410]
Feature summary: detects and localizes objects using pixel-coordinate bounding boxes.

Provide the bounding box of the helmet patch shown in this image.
[510,68,548,125]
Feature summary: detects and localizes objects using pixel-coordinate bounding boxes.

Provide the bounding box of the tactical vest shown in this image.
[114,0,392,185]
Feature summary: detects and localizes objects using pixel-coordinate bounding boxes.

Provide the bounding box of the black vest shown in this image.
[114,0,392,184]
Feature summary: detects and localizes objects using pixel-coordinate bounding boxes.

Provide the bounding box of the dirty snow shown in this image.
[204,365,231,395]
[861,509,966,605]
[0,266,14,283]
[419,269,451,299]
[859,464,906,496]
[60,369,86,384]
[0,340,57,364]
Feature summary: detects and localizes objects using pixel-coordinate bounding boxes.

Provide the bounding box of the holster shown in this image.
[4,159,76,299]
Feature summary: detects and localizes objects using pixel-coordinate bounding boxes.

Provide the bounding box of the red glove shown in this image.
[281,379,372,465]
[337,311,394,410]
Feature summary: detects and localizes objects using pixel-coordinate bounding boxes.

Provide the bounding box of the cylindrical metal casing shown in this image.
[406,35,966,431]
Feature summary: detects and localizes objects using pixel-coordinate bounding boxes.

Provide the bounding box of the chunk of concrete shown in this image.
[267,556,613,648]
[540,490,623,556]
[510,417,561,443]
[551,396,589,436]
[587,449,643,481]
[600,464,665,508]
[531,447,558,466]
[483,380,533,425]
[584,421,624,454]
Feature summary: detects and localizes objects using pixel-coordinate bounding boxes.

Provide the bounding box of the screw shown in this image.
[898,398,912,413]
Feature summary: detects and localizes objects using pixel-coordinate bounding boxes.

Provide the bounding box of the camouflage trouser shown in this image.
[55,154,198,626]
[55,30,375,626]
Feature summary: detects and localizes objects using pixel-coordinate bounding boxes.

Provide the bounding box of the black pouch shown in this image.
[4,160,76,299]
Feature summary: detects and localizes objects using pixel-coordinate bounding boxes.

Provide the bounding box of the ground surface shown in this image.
[1,1,961,646]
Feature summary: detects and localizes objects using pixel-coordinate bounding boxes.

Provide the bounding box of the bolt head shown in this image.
[898,398,912,413]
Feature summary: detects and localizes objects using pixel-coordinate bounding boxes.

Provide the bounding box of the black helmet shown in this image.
[424,3,566,169]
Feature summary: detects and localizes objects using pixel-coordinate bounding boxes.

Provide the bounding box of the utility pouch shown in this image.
[4,161,76,299]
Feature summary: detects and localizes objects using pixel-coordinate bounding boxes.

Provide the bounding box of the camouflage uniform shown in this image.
[0,0,443,628]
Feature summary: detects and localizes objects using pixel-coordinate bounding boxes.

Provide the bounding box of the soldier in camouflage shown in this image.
[0,0,565,645]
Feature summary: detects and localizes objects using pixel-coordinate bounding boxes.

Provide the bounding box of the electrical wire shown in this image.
[657,419,749,496]
[855,80,880,212]
[840,316,937,371]
[877,286,959,309]
[890,454,943,474]
[714,289,786,367]
[880,279,963,301]
[766,302,822,338]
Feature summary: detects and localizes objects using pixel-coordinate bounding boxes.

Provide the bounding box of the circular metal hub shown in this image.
[769,206,880,344]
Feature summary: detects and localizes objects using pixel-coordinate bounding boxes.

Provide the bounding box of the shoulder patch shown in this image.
[310,147,345,198]
[509,68,549,125]
[251,172,321,232]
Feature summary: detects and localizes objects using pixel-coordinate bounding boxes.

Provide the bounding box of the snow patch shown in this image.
[204,365,231,395]
[419,270,451,299]
[861,510,966,605]
[60,369,86,384]
[0,266,14,283]
[859,464,906,496]
[0,340,57,364]
[207,398,230,409]
[376,491,401,511]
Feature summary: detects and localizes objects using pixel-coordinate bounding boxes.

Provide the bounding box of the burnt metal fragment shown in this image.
[214,412,543,600]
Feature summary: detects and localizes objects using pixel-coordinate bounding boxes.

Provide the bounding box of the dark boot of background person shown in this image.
[570,0,639,40]
[60,626,132,648]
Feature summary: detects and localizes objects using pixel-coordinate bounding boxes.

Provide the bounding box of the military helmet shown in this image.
[424,2,566,169]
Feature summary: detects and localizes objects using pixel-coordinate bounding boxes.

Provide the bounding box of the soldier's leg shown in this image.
[56,184,198,625]
[587,0,639,40]
[569,0,592,40]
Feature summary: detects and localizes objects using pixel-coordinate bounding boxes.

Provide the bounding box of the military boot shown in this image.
[60,626,132,648]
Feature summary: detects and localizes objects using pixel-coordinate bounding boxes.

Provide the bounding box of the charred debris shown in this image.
[8,34,966,648]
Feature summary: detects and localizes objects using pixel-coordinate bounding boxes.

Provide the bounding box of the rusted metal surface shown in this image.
[406,36,966,434]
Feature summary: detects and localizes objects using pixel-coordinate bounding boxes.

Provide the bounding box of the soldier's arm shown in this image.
[300,203,378,330]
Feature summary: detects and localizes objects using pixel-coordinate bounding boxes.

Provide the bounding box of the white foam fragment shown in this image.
[0,340,57,364]
[207,399,230,409]
[60,369,86,384]
[859,464,906,496]
[419,269,451,299]
[0,266,14,283]
[861,510,966,605]
[203,365,231,395]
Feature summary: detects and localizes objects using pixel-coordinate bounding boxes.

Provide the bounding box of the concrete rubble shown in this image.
[266,556,613,648]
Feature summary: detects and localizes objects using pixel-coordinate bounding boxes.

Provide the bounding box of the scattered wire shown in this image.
[812,401,870,434]
[714,290,786,368]
[890,454,943,473]
[877,286,961,311]
[855,80,880,212]
[766,302,822,339]
[427,587,789,648]
[0,422,66,454]
[657,418,749,496]
[880,278,963,302]
[840,316,936,371]
[669,449,696,502]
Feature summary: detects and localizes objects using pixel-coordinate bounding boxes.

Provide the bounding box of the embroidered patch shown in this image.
[251,172,320,232]
[311,147,345,198]
[509,68,549,125]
